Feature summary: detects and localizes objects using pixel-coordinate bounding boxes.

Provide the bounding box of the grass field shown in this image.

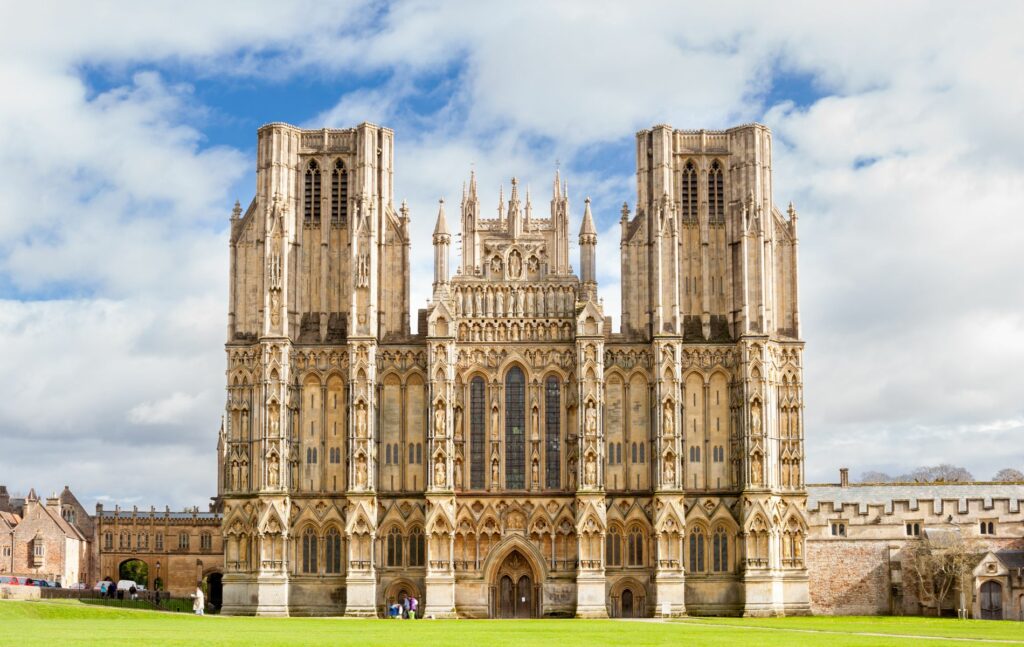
[2,600,1022,646]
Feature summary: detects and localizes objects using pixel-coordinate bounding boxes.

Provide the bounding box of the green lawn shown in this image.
[2,600,1021,646]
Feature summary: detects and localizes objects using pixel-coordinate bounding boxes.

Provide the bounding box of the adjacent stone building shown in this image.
[805,471,1024,620]
[0,486,91,586]
[93,504,224,599]
[219,121,808,617]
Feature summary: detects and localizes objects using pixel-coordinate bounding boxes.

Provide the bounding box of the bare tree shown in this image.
[992,468,1024,482]
[903,465,973,483]
[906,530,982,617]
[860,470,895,483]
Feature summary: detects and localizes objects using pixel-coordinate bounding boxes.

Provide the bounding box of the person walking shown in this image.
[191,582,205,615]
[401,594,410,619]
[129,585,138,601]
[409,595,418,620]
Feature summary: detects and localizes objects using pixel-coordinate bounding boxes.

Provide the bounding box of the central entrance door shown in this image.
[980,581,1003,620]
[493,549,537,618]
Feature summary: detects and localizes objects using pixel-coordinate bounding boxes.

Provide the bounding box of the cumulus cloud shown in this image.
[1,1,1022,507]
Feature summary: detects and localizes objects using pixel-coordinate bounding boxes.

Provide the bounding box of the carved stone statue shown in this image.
[356,454,368,488]
[532,459,539,487]
[495,289,504,317]
[568,457,578,489]
[751,402,762,436]
[584,453,597,486]
[751,452,763,485]
[491,459,499,486]
[268,453,280,487]
[454,408,463,440]
[508,250,522,279]
[531,407,539,441]
[663,457,675,483]
[356,404,367,438]
[662,402,674,437]
[454,462,463,488]
[434,457,446,488]
[490,256,502,275]
[240,463,248,490]
[491,406,499,439]
[434,405,446,438]
[584,403,597,436]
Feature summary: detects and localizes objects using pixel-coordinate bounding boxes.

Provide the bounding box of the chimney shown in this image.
[0,485,9,512]
[840,468,850,488]
[46,492,61,511]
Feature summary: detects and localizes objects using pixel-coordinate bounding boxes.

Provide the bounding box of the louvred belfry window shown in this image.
[331,159,348,225]
[305,160,321,223]
[682,160,697,220]
[708,160,724,222]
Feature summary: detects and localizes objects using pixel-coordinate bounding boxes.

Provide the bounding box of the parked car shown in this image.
[116,579,138,592]
[0,576,21,585]
[69,582,87,590]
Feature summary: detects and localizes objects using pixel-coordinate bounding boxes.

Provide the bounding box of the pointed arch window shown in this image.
[386,527,403,567]
[470,377,486,489]
[606,527,623,567]
[545,376,561,489]
[682,160,698,220]
[408,527,425,567]
[331,159,348,225]
[505,366,526,489]
[325,528,342,574]
[712,527,729,572]
[627,527,644,566]
[689,528,706,573]
[301,529,318,573]
[708,160,724,222]
[304,160,321,223]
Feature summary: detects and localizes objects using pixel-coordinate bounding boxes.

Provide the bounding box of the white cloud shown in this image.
[1,1,1023,507]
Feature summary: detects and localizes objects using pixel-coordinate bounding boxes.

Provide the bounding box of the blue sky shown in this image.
[1,1,1022,507]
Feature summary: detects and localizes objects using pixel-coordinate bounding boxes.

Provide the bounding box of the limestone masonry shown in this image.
[218,122,807,617]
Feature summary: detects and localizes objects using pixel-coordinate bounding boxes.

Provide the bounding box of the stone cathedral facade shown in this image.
[219,122,808,618]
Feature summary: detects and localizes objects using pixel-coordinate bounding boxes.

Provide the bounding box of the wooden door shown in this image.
[499,575,515,618]
[515,575,532,618]
[980,581,1003,620]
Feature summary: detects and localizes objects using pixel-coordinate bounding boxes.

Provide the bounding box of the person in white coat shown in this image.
[191,582,205,615]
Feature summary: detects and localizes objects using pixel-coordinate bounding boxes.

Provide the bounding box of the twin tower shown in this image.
[219,122,807,618]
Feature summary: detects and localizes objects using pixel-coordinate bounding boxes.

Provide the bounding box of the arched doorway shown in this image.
[205,572,223,611]
[118,559,149,588]
[980,580,1003,620]
[491,549,538,618]
[385,581,421,619]
[621,588,633,617]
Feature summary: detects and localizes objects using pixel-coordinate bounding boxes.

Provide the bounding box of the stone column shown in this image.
[344,339,378,617]
[653,339,686,617]
[425,325,457,618]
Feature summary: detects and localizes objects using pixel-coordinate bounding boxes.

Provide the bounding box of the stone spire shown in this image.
[433,198,451,289]
[579,197,597,298]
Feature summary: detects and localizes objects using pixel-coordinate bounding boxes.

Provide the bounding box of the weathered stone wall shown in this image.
[807,539,891,615]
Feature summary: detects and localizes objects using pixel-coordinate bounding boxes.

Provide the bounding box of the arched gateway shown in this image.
[489,549,541,618]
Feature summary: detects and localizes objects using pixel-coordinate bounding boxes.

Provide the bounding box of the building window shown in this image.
[301,529,318,574]
[631,442,637,464]
[627,527,644,567]
[386,528,403,567]
[905,522,921,537]
[681,160,698,220]
[179,533,190,550]
[2,546,10,557]
[545,376,561,489]
[33,540,44,559]
[201,533,212,551]
[119,532,128,549]
[689,529,705,573]
[325,529,342,574]
[385,444,392,465]
[307,447,318,464]
[304,160,321,223]
[639,443,645,463]
[104,532,113,549]
[330,159,348,225]
[505,366,526,489]
[606,528,623,567]
[408,528,425,567]
[712,528,729,572]
[708,160,724,222]
[155,534,164,551]
[689,446,701,462]
[470,377,486,490]
[830,522,847,537]
[980,521,996,535]
[329,447,341,464]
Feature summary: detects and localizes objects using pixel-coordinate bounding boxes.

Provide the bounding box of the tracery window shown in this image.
[639,442,645,463]
[304,160,321,223]
[682,160,698,220]
[606,527,623,567]
[301,529,318,573]
[689,446,701,462]
[627,527,644,566]
[386,527,403,567]
[307,447,317,464]
[408,528,425,567]
[545,377,561,488]
[689,528,705,573]
[470,377,486,489]
[712,528,729,572]
[505,367,526,489]
[330,159,348,225]
[201,533,212,551]
[631,442,637,464]
[325,529,342,574]
[708,160,724,222]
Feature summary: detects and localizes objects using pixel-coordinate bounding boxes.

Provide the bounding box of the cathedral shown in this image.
[219,121,808,618]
